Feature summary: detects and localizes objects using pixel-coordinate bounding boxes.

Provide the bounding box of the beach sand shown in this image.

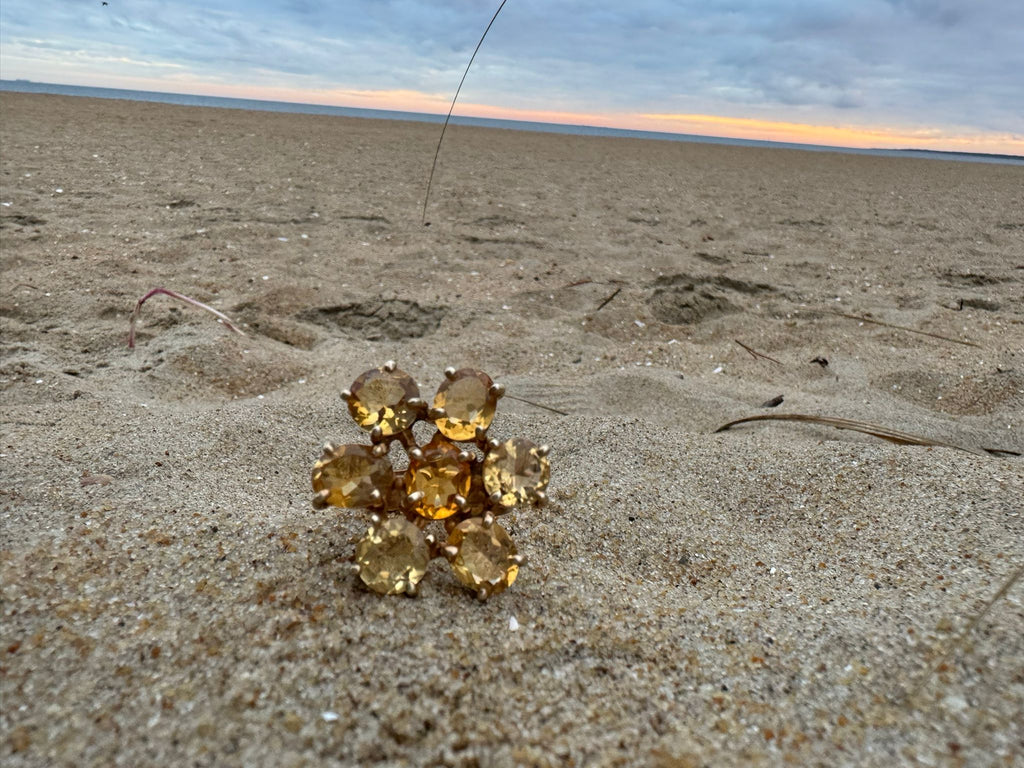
[1,91,1022,766]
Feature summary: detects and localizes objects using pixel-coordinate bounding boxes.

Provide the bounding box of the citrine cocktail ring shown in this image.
[311,362,550,600]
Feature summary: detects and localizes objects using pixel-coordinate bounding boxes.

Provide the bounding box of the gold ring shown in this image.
[311,362,550,600]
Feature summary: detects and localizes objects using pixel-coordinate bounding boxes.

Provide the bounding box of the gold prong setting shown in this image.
[311,363,550,600]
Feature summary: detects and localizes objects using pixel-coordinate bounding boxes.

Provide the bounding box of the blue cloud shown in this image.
[1,0,1021,134]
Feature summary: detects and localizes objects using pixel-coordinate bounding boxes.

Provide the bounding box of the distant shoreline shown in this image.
[3,79,1022,166]
[896,148,1024,164]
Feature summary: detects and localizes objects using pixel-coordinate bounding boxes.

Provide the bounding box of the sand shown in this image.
[1,91,1022,767]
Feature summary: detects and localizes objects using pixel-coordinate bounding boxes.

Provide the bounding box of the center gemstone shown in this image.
[404,433,471,519]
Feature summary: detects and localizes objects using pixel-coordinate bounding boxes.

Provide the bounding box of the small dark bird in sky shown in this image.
[102,2,108,5]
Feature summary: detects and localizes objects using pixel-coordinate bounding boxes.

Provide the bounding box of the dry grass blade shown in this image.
[595,286,622,312]
[905,564,1023,704]
[820,309,981,348]
[734,339,783,365]
[713,413,1019,457]
[421,0,508,223]
[504,394,569,416]
[128,286,245,349]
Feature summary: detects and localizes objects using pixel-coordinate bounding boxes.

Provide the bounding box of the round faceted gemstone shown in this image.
[433,369,497,441]
[355,516,430,595]
[446,518,519,595]
[483,438,550,507]
[312,444,393,508]
[347,366,420,436]
[404,433,471,520]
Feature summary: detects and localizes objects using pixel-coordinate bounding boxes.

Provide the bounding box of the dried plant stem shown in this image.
[504,394,569,416]
[421,0,509,223]
[128,287,245,349]
[820,309,981,348]
[713,412,1019,457]
[734,339,783,365]
[907,564,1023,702]
[595,286,622,312]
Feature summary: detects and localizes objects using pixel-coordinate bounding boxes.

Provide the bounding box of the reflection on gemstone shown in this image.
[312,444,393,508]
[347,365,420,436]
[483,437,550,507]
[354,516,430,595]
[447,518,518,595]
[433,368,496,441]
[405,432,471,519]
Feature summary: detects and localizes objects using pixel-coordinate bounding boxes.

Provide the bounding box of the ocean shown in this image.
[2,80,1021,166]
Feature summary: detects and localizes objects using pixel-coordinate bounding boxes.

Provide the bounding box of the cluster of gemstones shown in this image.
[311,362,550,601]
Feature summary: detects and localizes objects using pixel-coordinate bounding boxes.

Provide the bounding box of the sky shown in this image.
[1,0,1022,154]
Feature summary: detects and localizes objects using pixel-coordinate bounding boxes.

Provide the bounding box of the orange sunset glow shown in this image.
[2,0,1022,158]
[58,73,1019,156]
[202,84,1024,156]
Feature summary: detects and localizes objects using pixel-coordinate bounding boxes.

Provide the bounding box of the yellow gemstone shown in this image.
[347,366,420,436]
[446,518,519,595]
[482,438,550,507]
[433,369,497,441]
[312,444,393,508]
[404,433,471,520]
[354,517,430,595]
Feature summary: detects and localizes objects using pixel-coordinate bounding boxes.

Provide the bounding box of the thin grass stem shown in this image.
[128,286,245,349]
[421,0,509,223]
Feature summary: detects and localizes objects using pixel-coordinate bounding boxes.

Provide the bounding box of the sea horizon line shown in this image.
[3,79,1022,166]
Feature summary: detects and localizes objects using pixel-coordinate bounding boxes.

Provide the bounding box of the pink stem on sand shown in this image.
[128,287,245,349]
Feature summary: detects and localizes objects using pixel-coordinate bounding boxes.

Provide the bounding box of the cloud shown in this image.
[1,1,1021,149]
